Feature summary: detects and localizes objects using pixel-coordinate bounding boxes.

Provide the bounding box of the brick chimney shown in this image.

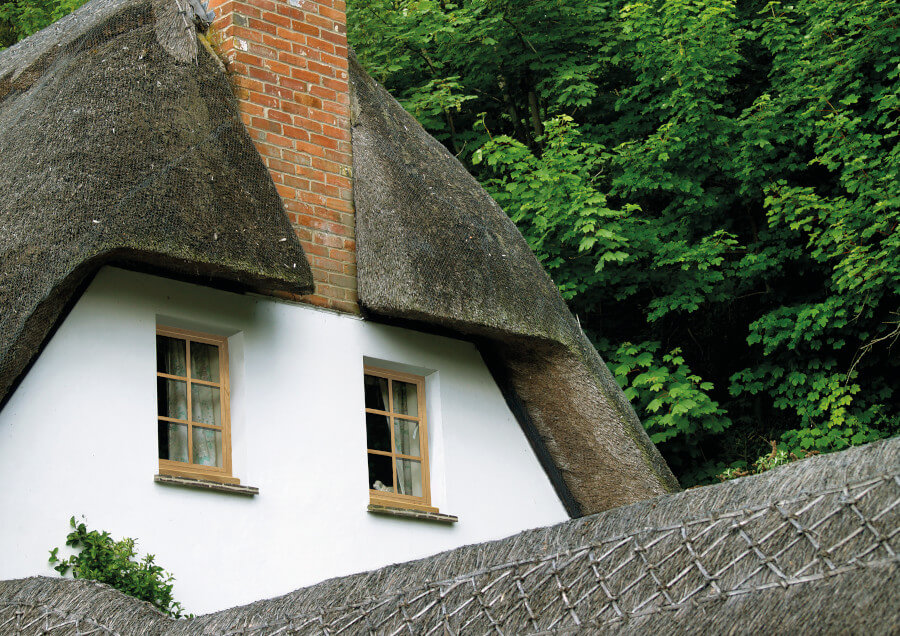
[209,0,357,313]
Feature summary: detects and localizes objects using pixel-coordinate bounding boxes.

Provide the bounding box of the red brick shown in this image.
[275,3,303,19]
[292,116,323,134]
[232,25,265,44]
[245,0,276,12]
[309,205,342,222]
[279,76,308,92]
[310,181,340,197]
[284,174,311,190]
[291,68,321,85]
[318,5,344,21]
[264,59,292,76]
[306,13,335,30]
[291,19,320,37]
[238,102,265,117]
[278,51,308,67]
[325,172,351,189]
[321,123,350,142]
[307,60,335,78]
[282,149,312,166]
[309,88,338,107]
[314,233,345,248]
[221,0,356,312]
[331,46,348,62]
[248,17,277,35]
[268,109,292,124]
[248,91,279,108]
[305,36,335,54]
[266,132,295,148]
[267,157,297,174]
[319,29,346,46]
[292,43,320,60]
[322,77,348,93]
[300,241,329,257]
[247,42,278,59]
[329,248,355,262]
[233,51,265,68]
[251,116,282,133]
[261,10,291,28]
[263,83,293,100]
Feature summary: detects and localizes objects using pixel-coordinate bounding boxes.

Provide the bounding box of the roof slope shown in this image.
[348,54,679,514]
[0,0,314,407]
[2,437,897,633]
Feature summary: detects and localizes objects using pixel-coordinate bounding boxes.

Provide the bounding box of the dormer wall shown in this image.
[210,0,357,313]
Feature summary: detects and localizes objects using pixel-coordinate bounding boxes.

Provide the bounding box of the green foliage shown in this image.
[609,341,731,446]
[0,0,87,49]
[350,0,900,483]
[48,517,186,617]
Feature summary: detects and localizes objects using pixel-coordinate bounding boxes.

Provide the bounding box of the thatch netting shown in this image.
[348,53,679,516]
[0,0,313,409]
[2,437,897,634]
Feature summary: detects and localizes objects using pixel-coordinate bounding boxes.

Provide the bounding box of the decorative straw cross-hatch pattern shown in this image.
[0,472,897,635]
[246,473,900,635]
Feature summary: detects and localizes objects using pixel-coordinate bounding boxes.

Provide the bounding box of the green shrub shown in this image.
[48,517,186,617]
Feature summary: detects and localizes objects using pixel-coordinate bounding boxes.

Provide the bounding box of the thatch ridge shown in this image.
[348,52,679,515]
[0,0,314,408]
[1,437,897,633]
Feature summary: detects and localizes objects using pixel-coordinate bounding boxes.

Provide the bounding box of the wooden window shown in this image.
[364,366,436,512]
[156,326,237,484]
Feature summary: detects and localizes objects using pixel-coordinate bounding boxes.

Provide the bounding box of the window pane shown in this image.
[193,426,222,467]
[394,419,420,456]
[368,453,394,492]
[364,374,389,411]
[396,459,423,497]
[191,384,221,426]
[392,380,418,417]
[156,336,186,377]
[158,421,188,463]
[366,412,391,452]
[157,378,187,420]
[191,342,220,383]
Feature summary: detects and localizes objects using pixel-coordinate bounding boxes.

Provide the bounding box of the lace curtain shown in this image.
[159,338,220,467]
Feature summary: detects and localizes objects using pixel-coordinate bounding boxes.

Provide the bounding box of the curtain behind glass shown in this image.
[191,344,221,467]
[394,382,420,495]
[160,339,188,462]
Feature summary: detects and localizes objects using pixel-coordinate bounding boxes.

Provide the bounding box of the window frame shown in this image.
[156,325,237,485]
[364,365,436,513]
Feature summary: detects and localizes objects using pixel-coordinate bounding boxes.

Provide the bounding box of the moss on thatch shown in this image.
[2,437,897,633]
[347,53,679,515]
[0,0,313,408]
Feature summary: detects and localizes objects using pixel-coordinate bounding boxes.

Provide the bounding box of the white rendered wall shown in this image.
[0,267,568,613]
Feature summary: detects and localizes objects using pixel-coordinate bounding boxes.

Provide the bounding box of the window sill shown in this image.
[154,474,259,496]
[367,504,458,524]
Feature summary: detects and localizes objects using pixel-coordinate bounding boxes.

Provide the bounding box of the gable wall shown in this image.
[0,268,568,613]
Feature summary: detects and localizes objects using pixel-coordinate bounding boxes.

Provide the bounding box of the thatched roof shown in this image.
[349,55,678,514]
[1,0,677,517]
[0,0,314,408]
[2,437,897,633]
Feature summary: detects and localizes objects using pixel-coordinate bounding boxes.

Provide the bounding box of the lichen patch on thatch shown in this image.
[0,0,313,408]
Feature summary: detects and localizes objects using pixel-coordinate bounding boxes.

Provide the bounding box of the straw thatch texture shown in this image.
[0,0,313,408]
[348,53,679,515]
[2,436,897,634]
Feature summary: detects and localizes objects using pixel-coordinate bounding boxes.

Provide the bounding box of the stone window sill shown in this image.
[367,504,458,523]
[154,474,259,496]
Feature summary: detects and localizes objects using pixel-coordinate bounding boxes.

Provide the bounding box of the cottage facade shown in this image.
[0,0,678,615]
